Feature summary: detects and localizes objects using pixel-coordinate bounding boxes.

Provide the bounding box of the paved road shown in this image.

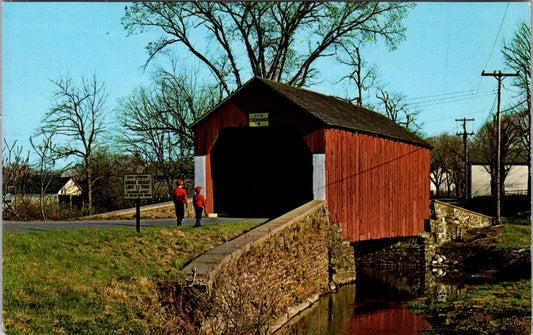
[2,217,267,233]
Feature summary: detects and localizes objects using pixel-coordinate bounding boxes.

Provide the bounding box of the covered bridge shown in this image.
[191,77,431,242]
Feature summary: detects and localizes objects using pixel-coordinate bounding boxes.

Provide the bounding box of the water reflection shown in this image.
[275,268,432,334]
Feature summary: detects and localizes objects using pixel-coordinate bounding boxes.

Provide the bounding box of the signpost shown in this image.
[124,174,153,233]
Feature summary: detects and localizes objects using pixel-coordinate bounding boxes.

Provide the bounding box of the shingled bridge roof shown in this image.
[193,76,431,149]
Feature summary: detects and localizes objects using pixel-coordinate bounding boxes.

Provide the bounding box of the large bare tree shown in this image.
[122,2,414,92]
[41,74,107,213]
[117,63,220,194]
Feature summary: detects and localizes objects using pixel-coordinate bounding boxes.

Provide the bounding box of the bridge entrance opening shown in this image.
[210,126,313,217]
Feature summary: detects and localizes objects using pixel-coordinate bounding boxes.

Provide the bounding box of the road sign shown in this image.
[124,174,153,200]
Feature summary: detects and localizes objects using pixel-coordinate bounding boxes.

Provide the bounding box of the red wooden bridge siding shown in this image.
[325,129,430,242]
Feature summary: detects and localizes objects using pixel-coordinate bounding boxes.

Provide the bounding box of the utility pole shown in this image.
[481,70,520,225]
[456,118,474,202]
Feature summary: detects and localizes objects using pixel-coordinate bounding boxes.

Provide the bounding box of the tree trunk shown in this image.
[86,158,93,213]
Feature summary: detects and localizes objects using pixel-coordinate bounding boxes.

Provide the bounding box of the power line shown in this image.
[403,88,494,102]
[407,91,494,106]
[501,99,527,114]
[423,94,498,127]
[482,3,510,72]
[468,2,510,115]
[406,91,496,109]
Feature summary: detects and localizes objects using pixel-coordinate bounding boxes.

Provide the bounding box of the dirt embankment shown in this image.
[435,225,530,283]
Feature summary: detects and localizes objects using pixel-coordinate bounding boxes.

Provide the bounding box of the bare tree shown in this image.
[510,108,530,196]
[336,41,377,106]
[428,136,448,197]
[29,130,60,220]
[117,63,220,193]
[41,74,107,213]
[2,139,31,217]
[502,21,531,113]
[376,87,421,133]
[90,147,146,211]
[376,88,404,123]
[122,2,414,92]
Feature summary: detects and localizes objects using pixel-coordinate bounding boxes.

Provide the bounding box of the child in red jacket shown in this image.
[193,186,207,227]
[172,179,188,226]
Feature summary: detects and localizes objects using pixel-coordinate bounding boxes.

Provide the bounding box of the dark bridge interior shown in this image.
[210,126,313,218]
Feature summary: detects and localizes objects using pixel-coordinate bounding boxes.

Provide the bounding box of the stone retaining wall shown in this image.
[182,201,355,334]
[328,223,357,288]
[430,200,493,244]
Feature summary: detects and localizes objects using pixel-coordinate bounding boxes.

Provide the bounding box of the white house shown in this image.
[470,164,529,197]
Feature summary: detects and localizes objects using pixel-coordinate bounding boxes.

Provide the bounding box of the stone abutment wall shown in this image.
[355,200,493,269]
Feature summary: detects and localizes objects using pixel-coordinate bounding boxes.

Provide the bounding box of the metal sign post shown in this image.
[124,174,153,233]
[136,198,141,233]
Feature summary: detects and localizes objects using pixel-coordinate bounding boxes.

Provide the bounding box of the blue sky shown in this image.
[2,2,531,165]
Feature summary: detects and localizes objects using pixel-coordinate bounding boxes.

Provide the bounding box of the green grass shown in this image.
[468,216,531,251]
[451,280,530,308]
[502,211,531,226]
[3,221,262,334]
[481,217,531,251]
[498,223,531,250]
[433,279,531,334]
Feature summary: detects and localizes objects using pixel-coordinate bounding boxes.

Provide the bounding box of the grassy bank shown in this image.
[410,216,531,334]
[3,221,262,334]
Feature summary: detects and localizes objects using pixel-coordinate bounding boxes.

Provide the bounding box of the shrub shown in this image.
[3,196,90,221]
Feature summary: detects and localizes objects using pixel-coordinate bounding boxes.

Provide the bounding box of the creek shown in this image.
[275,267,467,335]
